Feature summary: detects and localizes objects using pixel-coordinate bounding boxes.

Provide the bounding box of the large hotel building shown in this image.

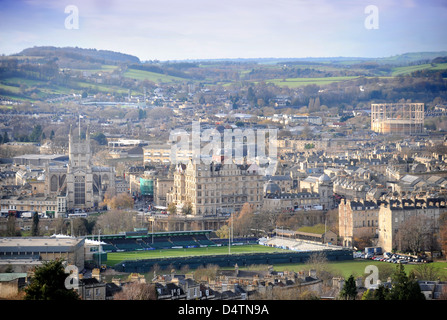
[167,160,263,216]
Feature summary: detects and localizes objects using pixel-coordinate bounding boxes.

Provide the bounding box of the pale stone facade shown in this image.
[45,126,115,213]
[377,198,446,252]
[167,160,263,216]
[338,199,380,248]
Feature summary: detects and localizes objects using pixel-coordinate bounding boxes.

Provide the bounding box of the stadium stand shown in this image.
[88,230,262,253]
[262,237,344,252]
[211,237,258,246]
[145,236,173,249]
[170,235,199,248]
[193,235,216,246]
[111,239,145,251]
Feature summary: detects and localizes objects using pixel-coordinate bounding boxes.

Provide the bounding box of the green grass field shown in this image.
[105,245,285,267]
[262,76,360,88]
[391,63,447,76]
[275,260,447,280]
[104,244,447,281]
[123,68,187,83]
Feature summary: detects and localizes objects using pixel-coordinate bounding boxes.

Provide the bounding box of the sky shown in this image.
[0,0,446,61]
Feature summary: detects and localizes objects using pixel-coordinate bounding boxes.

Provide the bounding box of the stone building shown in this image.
[377,197,447,252]
[338,199,381,248]
[167,160,263,216]
[262,174,335,212]
[45,126,116,213]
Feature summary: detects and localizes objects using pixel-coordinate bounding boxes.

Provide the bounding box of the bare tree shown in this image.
[95,210,136,234]
[412,263,441,281]
[101,193,134,210]
[398,215,434,254]
[439,212,447,260]
[113,282,157,300]
[232,203,255,236]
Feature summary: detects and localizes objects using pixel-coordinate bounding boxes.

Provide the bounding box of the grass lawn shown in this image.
[274,259,447,280]
[104,245,447,281]
[105,245,285,267]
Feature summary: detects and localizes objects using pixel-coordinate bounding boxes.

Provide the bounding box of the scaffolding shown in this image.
[371,103,424,134]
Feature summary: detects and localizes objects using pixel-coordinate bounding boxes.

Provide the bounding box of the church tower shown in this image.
[66,125,94,209]
[46,125,116,213]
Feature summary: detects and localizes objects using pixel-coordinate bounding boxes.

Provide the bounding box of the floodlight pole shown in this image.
[229,211,231,254]
[98,229,101,267]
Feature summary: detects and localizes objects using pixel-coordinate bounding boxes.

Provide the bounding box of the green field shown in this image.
[123,68,187,83]
[391,63,447,76]
[105,245,447,281]
[71,65,119,73]
[263,76,360,88]
[274,260,447,279]
[105,245,286,267]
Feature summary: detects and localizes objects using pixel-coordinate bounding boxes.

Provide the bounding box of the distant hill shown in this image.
[17,46,140,65]
[377,51,447,64]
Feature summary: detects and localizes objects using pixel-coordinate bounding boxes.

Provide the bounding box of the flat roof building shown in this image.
[0,236,85,272]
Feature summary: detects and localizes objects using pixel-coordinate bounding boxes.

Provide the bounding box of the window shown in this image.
[50,175,58,192]
[74,176,85,205]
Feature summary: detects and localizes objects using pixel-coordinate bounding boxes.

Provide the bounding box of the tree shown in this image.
[3,132,9,144]
[374,284,390,300]
[167,202,177,215]
[101,192,134,210]
[193,264,220,282]
[440,212,447,260]
[215,224,230,239]
[362,284,390,300]
[412,263,441,281]
[113,282,156,300]
[388,264,425,300]
[24,259,80,300]
[232,203,255,236]
[398,215,432,254]
[31,212,39,236]
[6,212,18,236]
[91,132,108,145]
[95,210,136,234]
[340,275,357,300]
[29,125,43,142]
[70,218,92,236]
[361,288,374,300]
[181,201,193,216]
